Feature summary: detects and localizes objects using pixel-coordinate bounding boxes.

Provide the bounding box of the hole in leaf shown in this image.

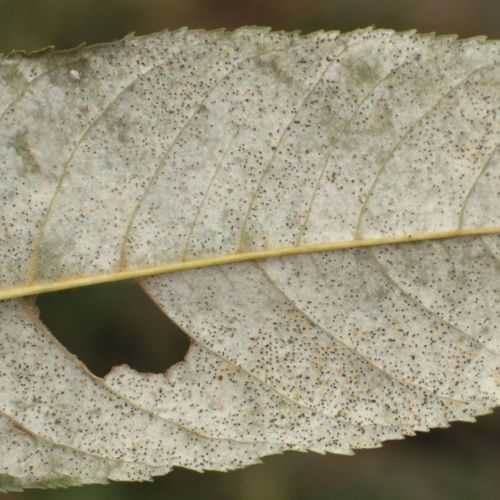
[36,280,190,378]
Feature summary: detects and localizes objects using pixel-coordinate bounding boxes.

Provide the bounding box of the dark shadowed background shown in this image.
[2,0,500,499]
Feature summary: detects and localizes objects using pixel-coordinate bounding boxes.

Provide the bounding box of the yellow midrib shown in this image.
[1,226,499,301]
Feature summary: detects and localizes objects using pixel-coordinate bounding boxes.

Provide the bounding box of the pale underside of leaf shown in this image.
[0,27,499,490]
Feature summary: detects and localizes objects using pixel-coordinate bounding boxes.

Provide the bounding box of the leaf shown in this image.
[0,27,499,491]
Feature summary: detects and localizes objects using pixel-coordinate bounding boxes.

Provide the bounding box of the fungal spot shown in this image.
[69,69,80,81]
[256,54,294,85]
[348,59,377,84]
[36,281,190,377]
[0,64,28,89]
[9,130,41,176]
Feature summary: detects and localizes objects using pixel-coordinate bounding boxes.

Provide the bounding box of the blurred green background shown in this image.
[0,0,500,52]
[2,1,500,499]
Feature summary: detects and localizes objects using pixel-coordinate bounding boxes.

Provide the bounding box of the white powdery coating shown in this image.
[0,29,498,284]
[0,412,171,489]
[141,254,497,426]
[0,28,499,489]
[106,344,407,454]
[0,299,280,481]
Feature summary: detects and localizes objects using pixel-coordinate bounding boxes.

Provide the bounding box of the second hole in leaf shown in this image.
[36,281,190,378]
